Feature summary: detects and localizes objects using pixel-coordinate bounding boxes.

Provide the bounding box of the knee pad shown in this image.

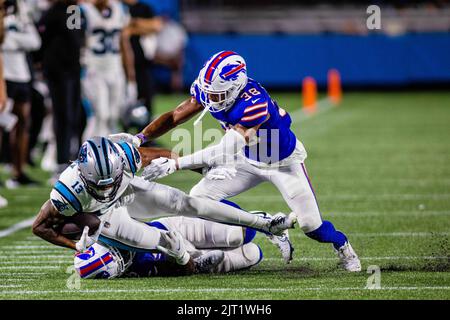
[225,227,244,248]
[242,243,263,266]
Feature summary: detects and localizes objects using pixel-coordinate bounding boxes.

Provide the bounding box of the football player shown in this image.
[32,136,295,267]
[74,208,264,279]
[81,0,135,139]
[110,51,361,272]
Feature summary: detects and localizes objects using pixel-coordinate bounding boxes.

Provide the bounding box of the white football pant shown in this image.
[190,140,323,233]
[82,68,125,139]
[155,216,262,272]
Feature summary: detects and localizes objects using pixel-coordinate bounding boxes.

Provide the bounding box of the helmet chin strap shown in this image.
[193,106,211,126]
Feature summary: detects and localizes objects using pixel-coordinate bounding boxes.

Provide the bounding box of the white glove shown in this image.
[108,132,142,148]
[142,157,177,181]
[204,166,237,181]
[75,226,96,252]
[156,230,190,265]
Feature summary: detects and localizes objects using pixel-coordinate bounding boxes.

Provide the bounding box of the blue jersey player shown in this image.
[110,51,361,271]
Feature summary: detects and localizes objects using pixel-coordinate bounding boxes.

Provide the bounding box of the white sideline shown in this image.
[0,217,35,238]
[0,287,449,296]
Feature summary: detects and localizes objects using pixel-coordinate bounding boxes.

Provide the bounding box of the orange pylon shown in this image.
[302,76,317,113]
[328,69,342,105]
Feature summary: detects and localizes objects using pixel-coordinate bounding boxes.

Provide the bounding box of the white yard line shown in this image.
[232,194,450,202]
[289,232,450,238]
[0,266,61,270]
[0,217,35,238]
[290,98,334,124]
[263,256,449,262]
[0,286,449,296]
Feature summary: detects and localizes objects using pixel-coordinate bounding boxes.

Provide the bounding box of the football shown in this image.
[59,212,101,240]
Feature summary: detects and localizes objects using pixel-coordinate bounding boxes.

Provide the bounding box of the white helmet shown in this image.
[197,51,248,113]
[74,243,134,279]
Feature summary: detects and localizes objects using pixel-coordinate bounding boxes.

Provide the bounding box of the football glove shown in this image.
[75,226,96,252]
[142,157,177,181]
[108,132,142,148]
[156,230,190,265]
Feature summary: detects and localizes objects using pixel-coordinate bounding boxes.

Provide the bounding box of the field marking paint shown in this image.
[0,217,35,238]
[232,194,450,202]
[1,286,449,296]
[0,266,60,270]
[290,98,333,124]
[289,232,450,238]
[263,256,449,262]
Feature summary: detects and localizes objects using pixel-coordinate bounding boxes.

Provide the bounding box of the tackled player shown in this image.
[32,136,295,269]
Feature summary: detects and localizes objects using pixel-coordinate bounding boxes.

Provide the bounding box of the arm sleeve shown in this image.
[116,142,143,174]
[177,128,246,169]
[50,186,79,216]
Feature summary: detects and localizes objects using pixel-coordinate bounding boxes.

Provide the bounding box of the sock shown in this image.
[305,220,347,250]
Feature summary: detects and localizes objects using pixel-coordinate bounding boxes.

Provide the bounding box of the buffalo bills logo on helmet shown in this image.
[75,246,96,260]
[78,144,88,163]
[219,63,246,81]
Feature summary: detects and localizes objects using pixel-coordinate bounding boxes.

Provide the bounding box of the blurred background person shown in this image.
[121,0,162,132]
[1,0,41,188]
[0,0,7,208]
[81,0,135,140]
[38,0,85,181]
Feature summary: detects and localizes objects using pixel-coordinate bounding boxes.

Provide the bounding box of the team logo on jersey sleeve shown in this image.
[51,199,69,212]
[219,63,246,81]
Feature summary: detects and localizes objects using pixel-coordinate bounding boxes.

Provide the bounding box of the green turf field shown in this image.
[0,91,449,300]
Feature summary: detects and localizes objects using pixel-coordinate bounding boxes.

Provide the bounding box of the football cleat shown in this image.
[194,250,225,274]
[268,212,297,236]
[267,231,294,264]
[335,242,361,272]
[250,211,294,264]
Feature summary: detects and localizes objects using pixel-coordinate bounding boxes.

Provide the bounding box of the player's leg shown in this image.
[215,243,263,273]
[126,177,289,234]
[155,214,257,250]
[191,173,294,263]
[107,72,125,134]
[268,162,361,271]
[189,163,263,200]
[82,71,109,138]
[98,206,162,252]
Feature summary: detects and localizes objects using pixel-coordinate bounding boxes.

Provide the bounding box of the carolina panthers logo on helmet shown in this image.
[51,199,69,212]
[78,144,88,163]
[219,63,246,81]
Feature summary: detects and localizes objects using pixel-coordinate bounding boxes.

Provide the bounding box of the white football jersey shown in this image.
[50,142,142,216]
[81,0,129,74]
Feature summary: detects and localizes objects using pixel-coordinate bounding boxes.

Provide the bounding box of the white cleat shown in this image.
[194,250,225,274]
[268,212,297,236]
[250,211,295,263]
[267,230,294,264]
[0,195,7,209]
[335,242,361,272]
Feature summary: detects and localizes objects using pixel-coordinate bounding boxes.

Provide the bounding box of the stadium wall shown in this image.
[182,33,450,88]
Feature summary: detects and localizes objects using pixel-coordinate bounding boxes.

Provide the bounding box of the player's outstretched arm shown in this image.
[109,98,202,148]
[32,200,77,251]
[140,98,203,142]
[137,147,178,167]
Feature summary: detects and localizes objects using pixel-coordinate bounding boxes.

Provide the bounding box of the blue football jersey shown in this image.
[191,78,297,163]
